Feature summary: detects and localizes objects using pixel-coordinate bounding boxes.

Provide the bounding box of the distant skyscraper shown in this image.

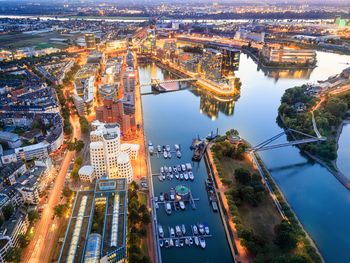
[85,33,96,50]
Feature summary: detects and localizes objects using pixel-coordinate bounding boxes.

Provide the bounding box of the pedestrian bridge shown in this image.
[250,128,326,152]
[140,77,197,87]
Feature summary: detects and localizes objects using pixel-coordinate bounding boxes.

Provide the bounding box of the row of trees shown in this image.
[66,139,85,152]
[127,182,151,263]
[70,156,83,181]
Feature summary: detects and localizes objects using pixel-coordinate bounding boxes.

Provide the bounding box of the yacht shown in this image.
[169,166,172,173]
[189,172,194,181]
[192,225,198,235]
[174,144,180,151]
[163,150,168,159]
[189,237,193,245]
[164,166,168,173]
[204,225,210,235]
[176,150,182,158]
[169,173,174,180]
[165,202,172,215]
[164,239,169,248]
[199,237,206,248]
[162,174,166,180]
[166,145,171,152]
[179,174,184,180]
[175,225,182,237]
[179,239,184,247]
[198,224,205,235]
[185,238,189,246]
[177,165,181,171]
[175,173,179,180]
[158,225,164,238]
[154,196,158,202]
[157,145,162,152]
[168,152,172,159]
[148,141,154,154]
[194,236,199,246]
[181,224,186,235]
[159,239,164,247]
[181,164,186,172]
[175,239,180,247]
[169,238,174,247]
[160,167,164,174]
[184,173,189,181]
[159,193,164,202]
[179,201,185,210]
[173,166,177,173]
[170,227,175,238]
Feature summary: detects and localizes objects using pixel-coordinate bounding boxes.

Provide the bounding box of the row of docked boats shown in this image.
[158,224,208,249]
[205,178,219,212]
[149,141,182,159]
[158,164,194,181]
[155,190,187,214]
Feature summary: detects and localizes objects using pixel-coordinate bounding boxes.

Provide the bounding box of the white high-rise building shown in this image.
[89,121,137,183]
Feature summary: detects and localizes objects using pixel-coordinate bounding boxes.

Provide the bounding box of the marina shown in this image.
[154,163,195,182]
[158,223,213,249]
[149,142,183,159]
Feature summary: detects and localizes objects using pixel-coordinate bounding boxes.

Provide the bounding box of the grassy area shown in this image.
[0,32,68,49]
[219,156,282,247]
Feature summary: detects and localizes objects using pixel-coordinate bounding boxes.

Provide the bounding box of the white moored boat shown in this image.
[199,237,206,248]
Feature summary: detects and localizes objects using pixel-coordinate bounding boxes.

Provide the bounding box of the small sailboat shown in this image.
[198,224,205,235]
[184,173,189,181]
[169,238,174,247]
[163,150,168,159]
[189,171,194,181]
[170,227,175,238]
[204,225,210,235]
[192,225,198,235]
[181,224,186,235]
[158,225,164,238]
[159,240,164,247]
[179,201,185,210]
[164,239,169,248]
[199,237,206,248]
[194,236,199,246]
[179,174,184,180]
[175,225,182,237]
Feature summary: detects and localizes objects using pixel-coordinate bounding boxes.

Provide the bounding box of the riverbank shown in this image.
[207,133,323,263]
[278,85,350,189]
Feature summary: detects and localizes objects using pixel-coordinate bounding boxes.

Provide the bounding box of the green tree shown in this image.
[54,204,67,218]
[235,168,251,185]
[274,220,298,251]
[2,204,14,220]
[28,210,40,223]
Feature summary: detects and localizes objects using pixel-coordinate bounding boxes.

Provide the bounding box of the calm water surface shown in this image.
[139,51,350,263]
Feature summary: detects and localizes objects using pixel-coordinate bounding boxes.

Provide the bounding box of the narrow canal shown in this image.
[139,51,350,263]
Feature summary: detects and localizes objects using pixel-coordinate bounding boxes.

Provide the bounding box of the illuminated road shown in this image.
[22,115,81,263]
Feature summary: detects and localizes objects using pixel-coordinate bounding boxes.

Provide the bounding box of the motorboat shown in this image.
[181,164,186,172]
[179,239,184,247]
[174,144,180,151]
[192,225,198,235]
[168,152,172,159]
[186,163,192,171]
[179,174,184,180]
[158,175,163,181]
[181,224,186,235]
[189,172,194,181]
[204,225,210,235]
[179,201,185,210]
[184,173,189,181]
[189,237,193,245]
[163,151,168,159]
[169,166,172,173]
[176,150,182,158]
[166,145,171,152]
[175,173,179,180]
[159,193,164,202]
[185,238,189,246]
[173,166,177,173]
[162,174,166,180]
[170,227,175,238]
[175,239,180,247]
[164,166,168,173]
[194,236,199,246]
[169,238,174,247]
[175,225,182,237]
[199,237,206,248]
[198,224,205,235]
[158,225,164,238]
[169,173,174,180]
[157,145,162,152]
[177,165,181,171]
[164,239,169,248]
[165,202,172,214]
[160,239,164,247]
[154,196,158,202]
[160,167,164,174]
[148,141,154,154]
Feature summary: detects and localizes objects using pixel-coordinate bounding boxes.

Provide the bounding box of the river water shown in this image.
[139,52,350,263]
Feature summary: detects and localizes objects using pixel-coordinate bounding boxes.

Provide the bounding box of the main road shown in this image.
[22,115,81,263]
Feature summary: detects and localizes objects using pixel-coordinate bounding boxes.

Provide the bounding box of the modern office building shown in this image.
[261,46,316,65]
[89,121,137,183]
[0,131,22,149]
[85,33,96,50]
[78,165,95,183]
[200,48,223,80]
